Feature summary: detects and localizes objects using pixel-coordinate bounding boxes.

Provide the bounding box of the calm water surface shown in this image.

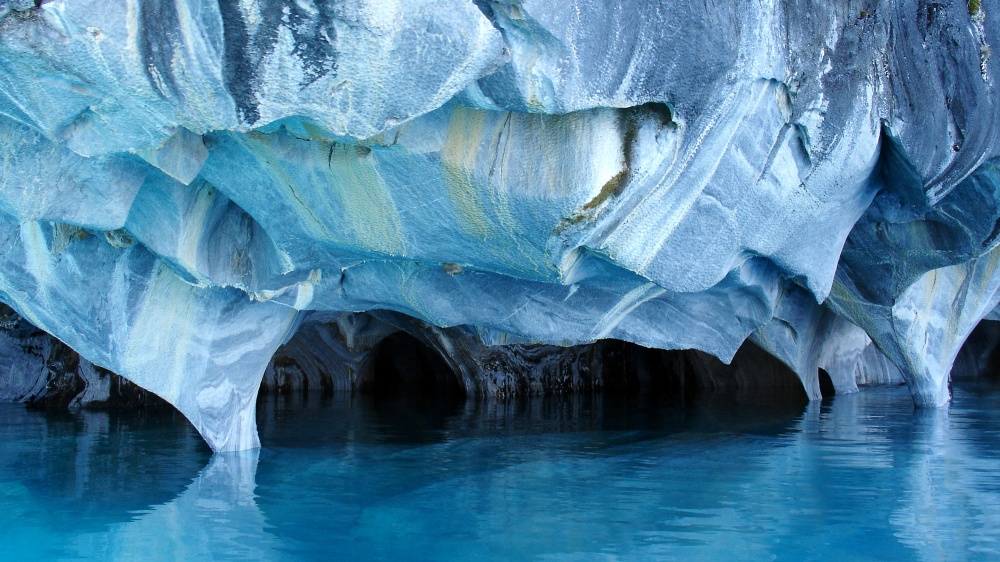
[0,382,998,561]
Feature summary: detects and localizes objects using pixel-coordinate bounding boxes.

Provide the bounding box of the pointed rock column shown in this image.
[837,248,1000,406]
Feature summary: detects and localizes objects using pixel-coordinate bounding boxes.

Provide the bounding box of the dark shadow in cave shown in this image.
[362,332,463,398]
[564,339,812,437]
[354,331,466,442]
[952,319,1000,382]
[818,368,836,398]
[626,340,811,405]
[257,318,813,444]
[948,319,1000,398]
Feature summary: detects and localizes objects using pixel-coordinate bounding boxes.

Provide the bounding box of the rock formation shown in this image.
[0,0,998,450]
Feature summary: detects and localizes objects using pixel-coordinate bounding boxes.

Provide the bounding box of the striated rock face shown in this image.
[0,1,998,450]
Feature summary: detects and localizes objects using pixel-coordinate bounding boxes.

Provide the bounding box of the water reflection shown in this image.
[255,388,808,448]
[892,391,1000,559]
[72,451,280,560]
[0,406,210,559]
[0,383,998,560]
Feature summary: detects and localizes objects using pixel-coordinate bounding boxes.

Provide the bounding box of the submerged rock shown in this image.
[0,1,997,450]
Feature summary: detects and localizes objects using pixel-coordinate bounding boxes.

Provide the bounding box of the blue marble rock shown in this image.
[0,0,998,450]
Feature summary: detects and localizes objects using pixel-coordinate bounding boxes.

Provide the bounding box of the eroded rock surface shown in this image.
[0,1,998,450]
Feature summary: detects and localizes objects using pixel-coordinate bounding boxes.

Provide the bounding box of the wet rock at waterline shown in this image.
[0,1,999,450]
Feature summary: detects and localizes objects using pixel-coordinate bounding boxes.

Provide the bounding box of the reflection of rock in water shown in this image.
[72,451,280,560]
[0,403,276,559]
[890,398,1000,559]
[257,379,809,451]
[0,404,208,535]
[250,382,1000,559]
[4,377,999,558]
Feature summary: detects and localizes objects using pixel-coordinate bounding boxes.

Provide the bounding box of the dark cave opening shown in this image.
[952,319,1000,382]
[259,318,814,409]
[818,369,836,398]
[361,331,463,399]
[347,331,467,442]
[555,338,812,407]
[255,335,815,448]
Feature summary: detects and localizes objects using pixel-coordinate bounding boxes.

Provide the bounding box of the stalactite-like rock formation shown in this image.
[0,1,998,450]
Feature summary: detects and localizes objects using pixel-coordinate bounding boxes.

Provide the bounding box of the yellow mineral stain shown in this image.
[300,121,338,143]
[242,131,406,256]
[327,144,407,256]
[442,106,492,240]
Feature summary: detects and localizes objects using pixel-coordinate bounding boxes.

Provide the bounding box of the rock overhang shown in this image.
[0,0,996,450]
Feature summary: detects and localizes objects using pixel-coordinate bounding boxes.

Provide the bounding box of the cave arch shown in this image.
[361,331,463,399]
[818,368,836,398]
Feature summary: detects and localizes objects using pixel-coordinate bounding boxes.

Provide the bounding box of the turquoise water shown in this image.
[0,383,998,561]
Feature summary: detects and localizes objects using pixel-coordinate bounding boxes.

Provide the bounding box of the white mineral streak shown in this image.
[0,0,997,450]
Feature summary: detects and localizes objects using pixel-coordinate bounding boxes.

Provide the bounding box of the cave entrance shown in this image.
[952,319,1000,381]
[358,331,466,441]
[818,369,835,398]
[362,332,463,400]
